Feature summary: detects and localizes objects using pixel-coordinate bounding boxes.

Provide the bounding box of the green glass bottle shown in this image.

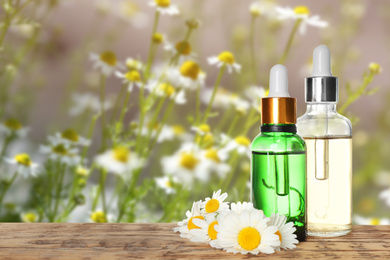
[251,65,306,241]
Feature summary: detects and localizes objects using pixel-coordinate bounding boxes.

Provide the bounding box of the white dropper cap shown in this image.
[268,64,290,97]
[311,45,332,77]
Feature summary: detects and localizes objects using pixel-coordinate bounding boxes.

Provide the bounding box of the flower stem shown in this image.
[111,83,127,123]
[118,90,132,126]
[0,171,18,214]
[82,114,100,163]
[145,11,161,79]
[279,19,302,64]
[99,74,108,151]
[250,15,258,84]
[201,66,226,124]
[100,169,108,215]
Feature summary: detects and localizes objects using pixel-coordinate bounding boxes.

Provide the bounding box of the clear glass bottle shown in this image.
[251,65,306,241]
[297,45,352,237]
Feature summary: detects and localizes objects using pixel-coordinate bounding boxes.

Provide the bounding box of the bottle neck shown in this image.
[305,103,337,114]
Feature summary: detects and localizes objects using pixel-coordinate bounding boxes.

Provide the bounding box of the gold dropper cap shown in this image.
[261,97,296,124]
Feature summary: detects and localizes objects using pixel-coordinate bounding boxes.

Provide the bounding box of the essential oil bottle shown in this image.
[251,64,306,241]
[297,45,352,237]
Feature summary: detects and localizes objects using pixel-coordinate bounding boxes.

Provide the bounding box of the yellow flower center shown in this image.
[196,133,214,148]
[218,51,235,64]
[158,83,175,97]
[61,129,79,142]
[165,180,172,187]
[52,144,68,155]
[3,118,22,131]
[238,227,261,251]
[91,211,107,223]
[113,146,130,163]
[205,149,220,163]
[76,166,89,176]
[99,51,117,66]
[172,125,185,135]
[235,136,251,146]
[14,154,32,167]
[152,33,164,44]
[187,215,204,230]
[275,230,282,242]
[198,124,210,133]
[124,70,141,82]
[369,63,382,74]
[208,221,218,240]
[175,41,192,55]
[155,0,170,7]
[23,212,37,223]
[126,59,142,70]
[180,61,200,80]
[370,218,380,225]
[179,152,199,170]
[294,5,310,15]
[205,199,220,213]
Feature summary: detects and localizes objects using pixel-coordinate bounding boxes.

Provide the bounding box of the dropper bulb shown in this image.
[268,64,290,97]
[311,45,333,77]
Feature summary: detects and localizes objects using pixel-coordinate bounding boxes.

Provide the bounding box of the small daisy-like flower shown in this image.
[48,129,91,147]
[125,58,144,71]
[152,32,165,44]
[354,215,390,225]
[276,5,328,34]
[201,189,229,214]
[214,209,280,254]
[155,175,177,194]
[161,143,210,184]
[222,135,251,155]
[174,200,204,239]
[201,87,248,114]
[115,69,142,92]
[5,153,39,177]
[149,0,179,16]
[21,212,37,223]
[189,213,218,244]
[40,143,80,166]
[0,118,29,137]
[69,92,112,116]
[89,51,124,76]
[145,80,186,104]
[76,165,90,177]
[369,62,382,74]
[95,146,144,178]
[90,210,108,223]
[201,148,230,178]
[140,121,178,143]
[166,61,206,90]
[380,188,390,207]
[249,0,276,17]
[268,213,298,250]
[165,40,196,60]
[208,51,241,74]
[191,124,211,136]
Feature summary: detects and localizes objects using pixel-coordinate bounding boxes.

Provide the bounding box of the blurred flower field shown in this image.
[0,0,388,224]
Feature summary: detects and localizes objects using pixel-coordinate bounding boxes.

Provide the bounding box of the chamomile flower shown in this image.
[161,143,209,184]
[40,143,80,166]
[149,0,179,16]
[191,124,211,136]
[155,176,177,194]
[0,118,29,137]
[276,5,328,34]
[69,92,112,116]
[379,188,390,207]
[201,189,229,214]
[90,210,108,223]
[145,80,186,104]
[140,121,177,143]
[173,200,204,239]
[354,215,390,225]
[201,148,230,178]
[76,165,90,177]
[89,51,124,76]
[208,51,241,74]
[21,212,38,223]
[115,69,142,91]
[268,213,298,250]
[95,146,144,179]
[214,209,280,254]
[244,85,267,111]
[166,61,206,90]
[222,135,251,155]
[48,129,91,147]
[125,58,144,71]
[165,40,196,60]
[5,153,39,177]
[249,0,277,17]
[189,213,218,244]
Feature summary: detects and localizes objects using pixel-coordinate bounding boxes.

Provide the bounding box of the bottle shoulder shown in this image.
[251,132,306,152]
[297,112,352,138]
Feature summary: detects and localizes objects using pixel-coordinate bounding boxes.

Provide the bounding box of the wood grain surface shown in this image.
[0,224,389,259]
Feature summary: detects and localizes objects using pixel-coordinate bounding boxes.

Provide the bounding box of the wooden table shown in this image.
[0,224,389,259]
